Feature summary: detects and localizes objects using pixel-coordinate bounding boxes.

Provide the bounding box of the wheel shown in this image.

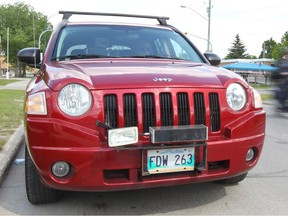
[216,172,248,185]
[25,146,60,204]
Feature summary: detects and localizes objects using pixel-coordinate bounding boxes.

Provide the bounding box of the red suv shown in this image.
[17,11,266,204]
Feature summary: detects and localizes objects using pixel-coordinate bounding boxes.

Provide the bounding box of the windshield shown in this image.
[52,25,204,62]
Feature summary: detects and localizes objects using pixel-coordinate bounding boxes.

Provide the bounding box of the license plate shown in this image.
[147,147,195,174]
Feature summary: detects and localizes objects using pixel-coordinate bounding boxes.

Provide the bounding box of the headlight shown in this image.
[226,83,246,111]
[58,84,92,116]
[26,92,47,115]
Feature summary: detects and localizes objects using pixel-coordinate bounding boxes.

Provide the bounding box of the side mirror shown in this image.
[17,47,41,68]
[204,52,221,66]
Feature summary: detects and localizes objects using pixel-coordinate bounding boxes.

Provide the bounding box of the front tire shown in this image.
[25,146,60,204]
[216,172,248,185]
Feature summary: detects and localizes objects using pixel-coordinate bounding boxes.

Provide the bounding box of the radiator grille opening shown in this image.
[160,93,173,126]
[142,93,156,133]
[124,94,137,127]
[104,95,118,128]
[177,93,190,125]
[209,93,220,131]
[194,93,205,125]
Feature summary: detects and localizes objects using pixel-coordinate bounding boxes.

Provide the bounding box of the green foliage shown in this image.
[246,55,257,59]
[225,34,249,59]
[259,38,277,58]
[271,31,288,60]
[0,2,52,67]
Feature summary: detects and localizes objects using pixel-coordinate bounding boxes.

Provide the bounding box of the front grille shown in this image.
[103,90,220,133]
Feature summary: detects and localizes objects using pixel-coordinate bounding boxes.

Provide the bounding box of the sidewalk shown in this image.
[0,78,31,90]
[0,78,30,186]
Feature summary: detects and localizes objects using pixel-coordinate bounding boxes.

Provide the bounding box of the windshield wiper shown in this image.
[133,55,184,60]
[51,54,111,61]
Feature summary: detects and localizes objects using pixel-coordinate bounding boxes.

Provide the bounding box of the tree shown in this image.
[225,34,249,59]
[271,31,288,60]
[0,2,52,76]
[259,38,277,58]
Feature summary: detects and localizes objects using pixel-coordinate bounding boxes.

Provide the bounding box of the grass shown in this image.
[0,90,25,149]
[261,94,274,101]
[0,79,20,86]
[250,83,274,89]
[250,83,275,101]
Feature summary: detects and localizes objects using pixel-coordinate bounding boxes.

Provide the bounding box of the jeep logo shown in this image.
[153,78,173,82]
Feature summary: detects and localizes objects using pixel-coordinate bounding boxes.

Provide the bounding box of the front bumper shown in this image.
[25,110,265,192]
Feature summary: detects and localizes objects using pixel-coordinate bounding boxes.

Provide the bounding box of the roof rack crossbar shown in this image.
[59,11,169,25]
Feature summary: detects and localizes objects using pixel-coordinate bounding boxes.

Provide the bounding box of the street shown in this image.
[0,104,287,215]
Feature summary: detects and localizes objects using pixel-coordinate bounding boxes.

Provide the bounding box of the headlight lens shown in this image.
[58,84,92,116]
[226,83,247,111]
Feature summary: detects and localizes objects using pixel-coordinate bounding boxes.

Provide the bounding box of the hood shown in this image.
[44,59,243,90]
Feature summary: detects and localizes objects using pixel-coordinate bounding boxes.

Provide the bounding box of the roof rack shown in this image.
[59,11,169,25]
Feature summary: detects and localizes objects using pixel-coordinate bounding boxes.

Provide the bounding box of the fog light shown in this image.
[52,161,70,177]
[108,127,138,147]
[246,148,255,162]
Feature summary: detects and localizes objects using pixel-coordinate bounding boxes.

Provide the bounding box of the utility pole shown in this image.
[0,36,2,76]
[263,42,266,58]
[181,1,212,52]
[207,0,212,52]
[6,27,9,79]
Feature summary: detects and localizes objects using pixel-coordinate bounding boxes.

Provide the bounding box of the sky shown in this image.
[2,0,288,59]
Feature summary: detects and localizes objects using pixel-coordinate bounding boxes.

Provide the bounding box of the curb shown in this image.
[263,100,275,106]
[0,125,24,186]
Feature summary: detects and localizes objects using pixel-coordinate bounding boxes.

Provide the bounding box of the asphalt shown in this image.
[0,78,30,186]
[0,78,276,186]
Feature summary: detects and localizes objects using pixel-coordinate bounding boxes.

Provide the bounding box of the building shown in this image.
[0,54,15,77]
[220,58,277,85]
